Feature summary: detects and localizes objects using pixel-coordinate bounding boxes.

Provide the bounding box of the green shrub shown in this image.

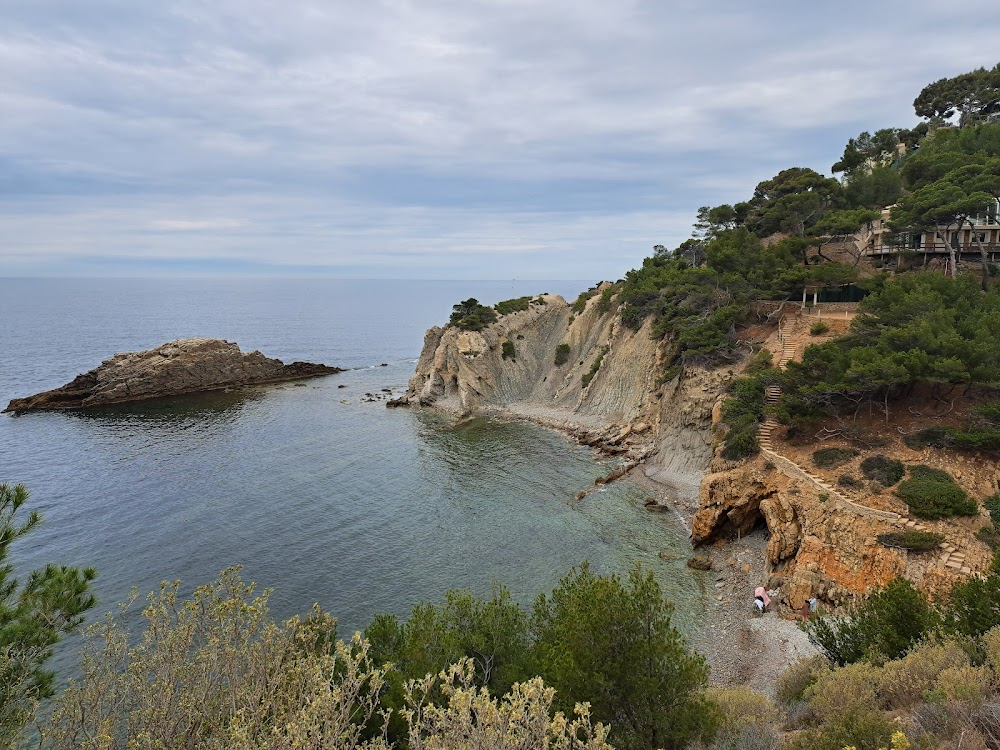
[895,467,977,519]
[533,296,547,305]
[803,578,940,666]
[595,287,617,315]
[944,574,1000,638]
[876,530,945,551]
[775,656,829,706]
[810,321,830,336]
[785,707,893,750]
[877,642,970,711]
[554,343,571,367]
[494,296,532,316]
[903,427,948,449]
[501,341,516,360]
[812,447,859,469]
[976,525,1000,550]
[908,464,954,483]
[743,349,774,375]
[860,455,905,486]
[719,372,776,461]
[581,346,609,388]
[571,288,598,314]
[984,494,1000,531]
[532,565,717,750]
[449,298,498,331]
[838,475,864,489]
[902,404,1000,454]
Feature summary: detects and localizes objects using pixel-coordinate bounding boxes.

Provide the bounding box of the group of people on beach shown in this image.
[753,586,817,619]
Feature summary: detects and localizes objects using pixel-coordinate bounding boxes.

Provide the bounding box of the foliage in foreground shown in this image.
[776,632,1000,750]
[0,483,97,746]
[42,569,616,750]
[803,578,941,666]
[803,570,1000,670]
[41,565,712,750]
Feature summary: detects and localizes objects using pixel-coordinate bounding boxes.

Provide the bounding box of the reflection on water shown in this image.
[69,387,264,421]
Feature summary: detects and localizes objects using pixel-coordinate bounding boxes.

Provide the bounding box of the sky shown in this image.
[2,1,999,280]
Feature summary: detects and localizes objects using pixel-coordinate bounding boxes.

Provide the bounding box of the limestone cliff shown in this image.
[396,292,999,614]
[393,289,729,501]
[5,338,342,413]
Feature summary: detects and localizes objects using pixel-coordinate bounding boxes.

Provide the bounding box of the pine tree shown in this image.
[0,483,96,743]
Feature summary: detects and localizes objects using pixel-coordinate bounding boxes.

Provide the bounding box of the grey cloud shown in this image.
[1,1,999,276]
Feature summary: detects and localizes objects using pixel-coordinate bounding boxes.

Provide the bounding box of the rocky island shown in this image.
[4,338,342,413]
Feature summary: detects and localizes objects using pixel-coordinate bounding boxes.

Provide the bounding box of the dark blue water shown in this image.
[0,279,705,650]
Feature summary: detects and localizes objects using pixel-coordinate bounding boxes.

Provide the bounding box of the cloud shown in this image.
[1,1,1000,277]
[148,219,244,231]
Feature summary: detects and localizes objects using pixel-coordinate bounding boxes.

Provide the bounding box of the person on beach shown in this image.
[753,586,770,614]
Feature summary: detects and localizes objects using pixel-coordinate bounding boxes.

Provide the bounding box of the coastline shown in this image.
[414,398,817,694]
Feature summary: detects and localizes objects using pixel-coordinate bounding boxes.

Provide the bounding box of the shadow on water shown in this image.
[63,387,265,423]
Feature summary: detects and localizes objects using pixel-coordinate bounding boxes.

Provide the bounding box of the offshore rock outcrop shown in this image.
[391,289,730,502]
[5,338,342,413]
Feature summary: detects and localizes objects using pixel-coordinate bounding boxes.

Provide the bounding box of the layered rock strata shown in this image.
[390,290,728,504]
[5,338,342,413]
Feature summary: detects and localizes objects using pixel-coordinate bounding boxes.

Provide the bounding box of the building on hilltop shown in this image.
[864,199,1000,267]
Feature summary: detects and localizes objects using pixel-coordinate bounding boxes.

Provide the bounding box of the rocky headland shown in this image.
[5,338,342,413]
[391,288,1000,693]
[390,288,726,508]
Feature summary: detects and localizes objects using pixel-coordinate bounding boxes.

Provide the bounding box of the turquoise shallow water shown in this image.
[0,279,706,656]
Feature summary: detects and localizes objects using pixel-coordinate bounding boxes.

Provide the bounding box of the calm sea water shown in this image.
[0,279,706,656]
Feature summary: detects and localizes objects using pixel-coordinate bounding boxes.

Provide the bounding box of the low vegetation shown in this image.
[790,560,1000,750]
[812,447,859,468]
[876,530,946,551]
[742,348,773,375]
[30,565,715,750]
[494,296,532,315]
[581,346,609,387]
[501,340,516,360]
[860,455,905,487]
[986,494,1000,530]
[719,371,776,460]
[571,288,599,314]
[554,343,571,366]
[809,321,829,336]
[449,298,497,331]
[904,403,1000,454]
[895,464,977,519]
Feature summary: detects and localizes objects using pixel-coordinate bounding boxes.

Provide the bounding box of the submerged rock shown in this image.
[5,338,342,413]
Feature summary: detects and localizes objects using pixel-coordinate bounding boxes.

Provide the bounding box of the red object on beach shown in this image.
[754,586,771,608]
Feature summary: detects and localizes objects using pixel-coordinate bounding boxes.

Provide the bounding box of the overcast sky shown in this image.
[2,1,999,279]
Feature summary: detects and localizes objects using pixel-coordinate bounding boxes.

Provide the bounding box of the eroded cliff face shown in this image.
[692,317,998,613]
[395,289,728,500]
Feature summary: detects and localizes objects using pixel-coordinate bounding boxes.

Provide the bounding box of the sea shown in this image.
[0,278,706,665]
